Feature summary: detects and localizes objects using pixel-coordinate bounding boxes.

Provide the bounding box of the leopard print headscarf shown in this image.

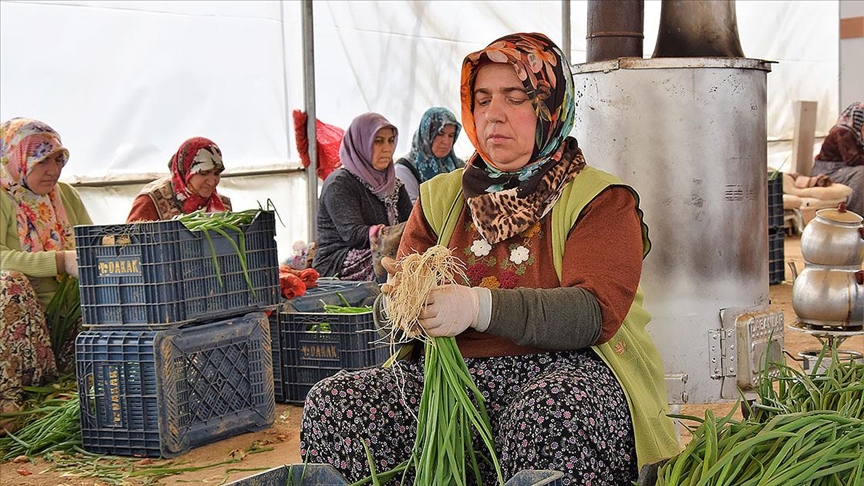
[460,32,585,244]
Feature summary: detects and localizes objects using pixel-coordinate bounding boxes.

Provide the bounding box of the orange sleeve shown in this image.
[396,196,439,258]
[126,194,161,223]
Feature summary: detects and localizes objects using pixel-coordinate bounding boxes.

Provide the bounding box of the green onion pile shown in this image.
[658,345,864,485]
[0,395,82,459]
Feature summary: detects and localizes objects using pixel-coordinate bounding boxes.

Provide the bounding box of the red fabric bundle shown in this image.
[292,110,345,180]
[279,264,320,299]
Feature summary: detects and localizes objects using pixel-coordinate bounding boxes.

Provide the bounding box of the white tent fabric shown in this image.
[1,0,839,260]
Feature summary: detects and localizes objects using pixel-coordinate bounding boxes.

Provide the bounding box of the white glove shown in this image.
[62,250,79,278]
[418,284,479,337]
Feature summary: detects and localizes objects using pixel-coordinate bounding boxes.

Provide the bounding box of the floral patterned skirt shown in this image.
[300,350,638,485]
[0,271,58,410]
[340,248,375,281]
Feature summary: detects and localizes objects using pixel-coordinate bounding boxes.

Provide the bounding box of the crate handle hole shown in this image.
[85,374,97,417]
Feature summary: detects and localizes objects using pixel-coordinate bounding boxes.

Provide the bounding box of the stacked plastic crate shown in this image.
[768,173,785,285]
[270,279,390,403]
[72,212,280,457]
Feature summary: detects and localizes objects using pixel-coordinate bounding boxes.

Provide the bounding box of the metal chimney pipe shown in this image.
[653,0,745,57]
[586,0,644,62]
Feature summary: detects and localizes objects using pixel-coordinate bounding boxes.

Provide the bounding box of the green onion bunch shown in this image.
[44,274,81,368]
[363,246,504,486]
[750,347,864,422]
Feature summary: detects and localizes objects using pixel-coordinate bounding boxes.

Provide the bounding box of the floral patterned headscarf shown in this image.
[459,32,585,244]
[0,118,73,252]
[169,137,227,214]
[407,107,464,183]
[834,101,864,147]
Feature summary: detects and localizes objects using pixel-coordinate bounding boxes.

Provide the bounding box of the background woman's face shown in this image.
[431,125,457,158]
[25,151,65,195]
[371,127,396,171]
[472,63,537,171]
[188,169,221,199]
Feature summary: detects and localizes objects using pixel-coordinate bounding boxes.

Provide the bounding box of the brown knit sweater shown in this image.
[398,186,644,358]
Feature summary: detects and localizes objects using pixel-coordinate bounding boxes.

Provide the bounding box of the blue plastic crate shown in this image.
[75,312,275,458]
[769,228,785,285]
[271,309,391,403]
[768,173,784,231]
[74,211,279,328]
[225,464,564,485]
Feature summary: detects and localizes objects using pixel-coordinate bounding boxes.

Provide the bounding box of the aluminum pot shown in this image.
[791,265,864,328]
[799,205,864,266]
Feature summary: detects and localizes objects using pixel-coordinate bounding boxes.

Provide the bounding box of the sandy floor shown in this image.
[1,234,861,485]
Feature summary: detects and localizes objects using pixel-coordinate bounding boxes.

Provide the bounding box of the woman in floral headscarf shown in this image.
[0,117,92,425]
[813,101,864,216]
[300,33,678,485]
[126,136,232,222]
[395,107,464,203]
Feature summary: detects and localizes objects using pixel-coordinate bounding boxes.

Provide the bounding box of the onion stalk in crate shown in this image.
[176,209,263,295]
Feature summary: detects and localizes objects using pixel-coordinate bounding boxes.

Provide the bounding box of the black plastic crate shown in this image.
[75,211,279,328]
[769,228,785,285]
[768,173,784,231]
[284,278,380,312]
[75,312,275,458]
[225,464,564,486]
[271,310,391,404]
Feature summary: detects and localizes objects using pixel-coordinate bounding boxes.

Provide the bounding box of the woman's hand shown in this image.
[57,250,79,278]
[418,284,479,337]
[368,224,385,242]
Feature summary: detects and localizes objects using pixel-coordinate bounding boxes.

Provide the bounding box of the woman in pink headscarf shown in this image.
[0,117,93,425]
[126,136,232,222]
[311,112,413,281]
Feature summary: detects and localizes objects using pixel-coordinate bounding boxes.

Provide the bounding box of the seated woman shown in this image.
[312,112,413,281]
[300,33,679,484]
[812,101,864,216]
[126,136,231,222]
[0,118,92,422]
[395,107,465,203]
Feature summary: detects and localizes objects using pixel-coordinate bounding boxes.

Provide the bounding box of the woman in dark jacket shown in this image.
[312,112,412,280]
[812,101,864,216]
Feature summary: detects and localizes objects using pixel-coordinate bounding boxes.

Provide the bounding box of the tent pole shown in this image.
[562,0,571,63]
[302,0,318,243]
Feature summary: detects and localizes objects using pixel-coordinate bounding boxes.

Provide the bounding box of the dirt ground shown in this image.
[2,234,862,485]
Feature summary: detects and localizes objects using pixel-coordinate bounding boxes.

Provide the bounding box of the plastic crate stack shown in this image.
[72,211,280,457]
[768,173,785,285]
[270,279,390,403]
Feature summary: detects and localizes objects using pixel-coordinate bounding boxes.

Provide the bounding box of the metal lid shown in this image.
[815,204,864,225]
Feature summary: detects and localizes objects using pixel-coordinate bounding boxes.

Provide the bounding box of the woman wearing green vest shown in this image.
[1,118,92,431]
[300,32,679,484]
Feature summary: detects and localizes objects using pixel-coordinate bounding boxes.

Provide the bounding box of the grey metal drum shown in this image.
[572,57,774,403]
